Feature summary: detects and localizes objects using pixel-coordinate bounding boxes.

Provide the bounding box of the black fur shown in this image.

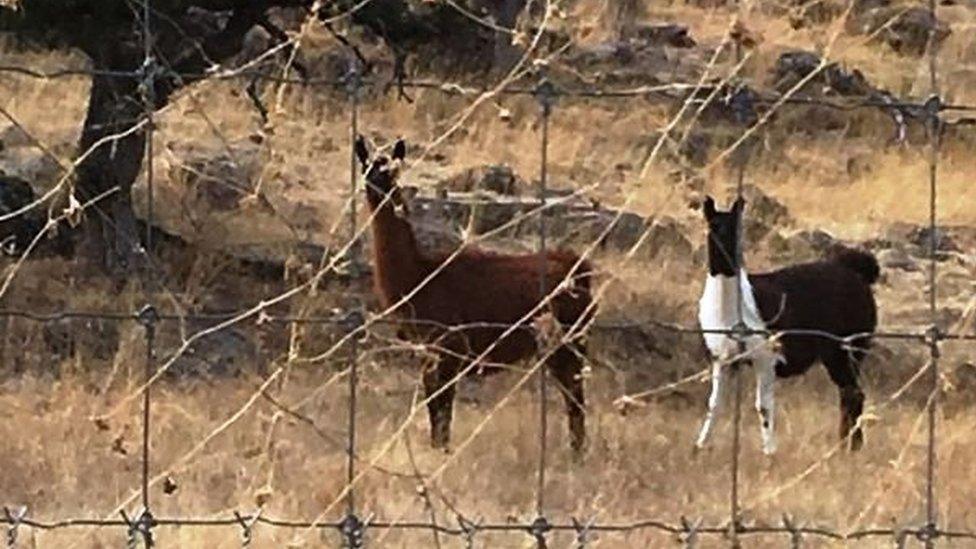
[703,195,880,450]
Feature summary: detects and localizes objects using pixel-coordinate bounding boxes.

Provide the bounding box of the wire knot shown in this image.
[570,517,593,548]
[923,94,943,136]
[529,515,551,547]
[344,58,363,98]
[136,304,159,329]
[4,506,27,548]
[233,510,261,547]
[679,516,701,548]
[893,529,910,549]
[136,56,161,104]
[339,513,366,548]
[534,78,558,115]
[924,324,943,358]
[340,309,365,334]
[456,515,480,548]
[121,508,155,549]
[782,514,802,548]
[916,522,939,543]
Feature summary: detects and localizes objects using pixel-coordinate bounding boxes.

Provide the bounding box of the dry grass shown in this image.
[2,0,976,547]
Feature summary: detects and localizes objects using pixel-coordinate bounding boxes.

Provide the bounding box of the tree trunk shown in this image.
[72,6,282,275]
[75,39,148,273]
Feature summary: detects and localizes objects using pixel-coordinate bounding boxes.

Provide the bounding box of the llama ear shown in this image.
[702,196,717,220]
[732,196,746,216]
[354,135,370,172]
[392,138,406,162]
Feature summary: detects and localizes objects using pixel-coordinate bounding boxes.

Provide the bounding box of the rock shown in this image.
[908,225,960,253]
[0,174,42,255]
[563,36,694,87]
[856,7,950,56]
[42,318,120,364]
[787,0,847,28]
[768,228,838,262]
[877,248,918,271]
[625,24,696,48]
[0,147,63,188]
[640,216,693,259]
[740,185,791,241]
[679,133,711,167]
[796,228,838,252]
[0,124,33,149]
[167,326,258,378]
[881,222,964,260]
[0,174,71,258]
[770,50,875,96]
[689,84,760,127]
[743,185,790,226]
[133,139,328,266]
[437,164,524,196]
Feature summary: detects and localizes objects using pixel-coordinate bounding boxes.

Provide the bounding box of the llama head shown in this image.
[702,195,744,276]
[356,135,408,213]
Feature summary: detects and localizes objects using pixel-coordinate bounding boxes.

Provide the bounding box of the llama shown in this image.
[695,196,879,454]
[356,135,595,453]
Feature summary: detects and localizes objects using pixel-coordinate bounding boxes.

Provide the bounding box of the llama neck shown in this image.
[698,269,767,357]
[369,204,425,305]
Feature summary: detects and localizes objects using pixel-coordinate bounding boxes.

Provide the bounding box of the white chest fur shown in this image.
[696,269,783,455]
[697,270,771,361]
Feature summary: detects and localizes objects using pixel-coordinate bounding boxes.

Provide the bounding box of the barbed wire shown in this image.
[1,0,974,546]
[6,62,976,114]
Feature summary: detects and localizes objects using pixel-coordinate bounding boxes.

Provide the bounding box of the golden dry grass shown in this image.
[2,0,976,547]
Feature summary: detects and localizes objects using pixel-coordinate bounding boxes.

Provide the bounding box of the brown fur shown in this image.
[359,136,594,453]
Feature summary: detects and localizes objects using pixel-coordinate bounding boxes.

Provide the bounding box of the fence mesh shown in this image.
[1,0,975,547]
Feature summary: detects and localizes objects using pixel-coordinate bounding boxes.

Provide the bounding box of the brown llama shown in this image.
[356,135,595,453]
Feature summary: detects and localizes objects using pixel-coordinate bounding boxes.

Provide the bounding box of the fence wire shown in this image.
[0,1,974,547]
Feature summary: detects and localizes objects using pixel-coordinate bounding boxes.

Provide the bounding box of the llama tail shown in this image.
[827,246,881,285]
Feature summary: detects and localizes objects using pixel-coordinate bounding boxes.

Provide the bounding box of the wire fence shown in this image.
[1,1,975,547]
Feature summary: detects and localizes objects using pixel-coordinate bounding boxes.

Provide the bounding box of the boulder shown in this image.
[855,7,950,56]
[876,247,919,271]
[640,216,694,259]
[768,228,838,262]
[0,173,72,257]
[740,185,791,241]
[132,139,329,266]
[165,326,259,378]
[624,24,697,49]
[42,318,120,364]
[0,174,42,255]
[436,164,524,196]
[770,50,875,96]
[0,147,63,188]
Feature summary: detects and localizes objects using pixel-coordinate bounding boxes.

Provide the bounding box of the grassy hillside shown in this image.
[1,1,975,547]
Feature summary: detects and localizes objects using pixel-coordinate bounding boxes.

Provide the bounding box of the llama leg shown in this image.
[754,355,778,455]
[824,347,866,451]
[548,343,587,454]
[423,355,459,449]
[696,361,727,449]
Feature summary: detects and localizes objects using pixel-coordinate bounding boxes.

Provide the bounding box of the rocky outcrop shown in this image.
[132,139,328,266]
[0,173,71,257]
[853,6,951,56]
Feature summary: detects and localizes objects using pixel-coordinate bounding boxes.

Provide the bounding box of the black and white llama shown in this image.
[695,196,880,454]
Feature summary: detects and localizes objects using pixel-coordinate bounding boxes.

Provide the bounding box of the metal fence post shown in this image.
[136,2,158,547]
[533,74,557,549]
[342,57,365,548]
[923,0,943,540]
